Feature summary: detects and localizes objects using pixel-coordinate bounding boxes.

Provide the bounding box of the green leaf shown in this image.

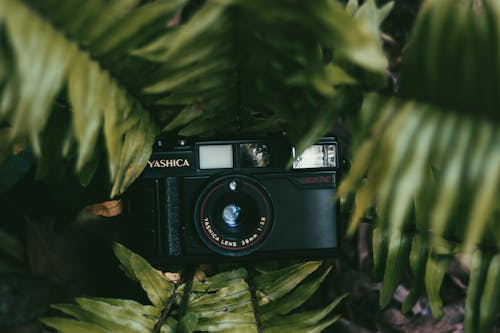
[384,110,438,236]
[194,312,256,332]
[0,0,167,196]
[463,132,500,252]
[91,0,188,56]
[347,178,375,235]
[191,268,247,292]
[425,253,450,319]
[354,0,386,45]
[2,0,76,152]
[345,0,359,15]
[402,233,429,313]
[372,226,388,280]
[377,2,395,24]
[76,298,157,330]
[379,231,411,308]
[44,245,344,333]
[113,243,175,307]
[110,112,158,197]
[50,303,151,333]
[91,297,160,318]
[161,105,203,132]
[41,318,108,333]
[374,102,423,233]
[188,279,252,315]
[337,94,395,199]
[429,118,473,240]
[264,315,340,333]
[261,266,332,318]
[67,52,105,173]
[464,250,492,333]
[254,261,321,305]
[178,312,199,333]
[400,0,499,122]
[478,254,500,333]
[263,294,347,332]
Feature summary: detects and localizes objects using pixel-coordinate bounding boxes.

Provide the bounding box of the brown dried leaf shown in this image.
[83,200,122,217]
[164,272,181,283]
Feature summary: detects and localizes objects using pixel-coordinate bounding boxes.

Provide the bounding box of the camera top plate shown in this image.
[142,136,339,178]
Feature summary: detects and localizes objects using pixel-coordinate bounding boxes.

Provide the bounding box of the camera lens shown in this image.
[194,175,274,256]
[222,204,241,227]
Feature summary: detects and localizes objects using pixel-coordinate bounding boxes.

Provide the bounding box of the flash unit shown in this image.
[292,144,336,169]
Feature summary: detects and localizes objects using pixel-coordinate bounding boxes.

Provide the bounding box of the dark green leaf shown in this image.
[113,243,174,307]
[464,250,492,333]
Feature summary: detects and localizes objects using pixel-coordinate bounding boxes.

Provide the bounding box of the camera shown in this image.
[124,134,342,263]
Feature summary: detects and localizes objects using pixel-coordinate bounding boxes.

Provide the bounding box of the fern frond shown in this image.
[399,0,499,123]
[42,244,345,333]
[0,0,388,195]
[341,95,499,316]
[338,0,500,327]
[0,0,185,196]
[131,0,389,153]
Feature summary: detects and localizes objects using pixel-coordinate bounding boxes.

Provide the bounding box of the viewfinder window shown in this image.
[199,145,233,169]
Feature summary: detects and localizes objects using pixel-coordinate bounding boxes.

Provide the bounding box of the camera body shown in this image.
[124,135,341,263]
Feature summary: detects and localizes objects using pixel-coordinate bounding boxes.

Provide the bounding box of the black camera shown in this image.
[124,135,342,263]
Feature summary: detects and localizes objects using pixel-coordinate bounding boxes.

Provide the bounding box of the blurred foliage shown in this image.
[42,244,345,333]
[0,0,387,197]
[338,0,500,332]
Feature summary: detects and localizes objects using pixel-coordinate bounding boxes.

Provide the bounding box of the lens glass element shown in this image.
[292,144,336,169]
[222,203,241,227]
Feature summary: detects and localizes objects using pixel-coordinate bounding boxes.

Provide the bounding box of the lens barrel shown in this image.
[194,175,273,256]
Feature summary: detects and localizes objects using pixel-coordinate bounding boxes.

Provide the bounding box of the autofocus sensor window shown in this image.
[199,145,233,169]
[240,143,270,167]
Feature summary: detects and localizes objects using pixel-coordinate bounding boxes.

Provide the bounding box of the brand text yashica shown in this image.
[147,159,190,168]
